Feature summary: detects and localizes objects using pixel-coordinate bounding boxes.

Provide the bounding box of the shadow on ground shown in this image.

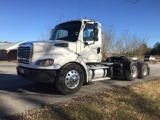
[0,73,60,95]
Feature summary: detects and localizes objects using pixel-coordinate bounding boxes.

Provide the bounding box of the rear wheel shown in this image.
[125,63,138,81]
[138,63,148,79]
[55,63,84,95]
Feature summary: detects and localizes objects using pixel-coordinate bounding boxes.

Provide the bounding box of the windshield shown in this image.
[50,21,81,42]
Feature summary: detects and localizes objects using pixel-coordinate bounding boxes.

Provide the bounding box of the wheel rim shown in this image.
[131,65,138,78]
[142,65,148,76]
[65,70,80,89]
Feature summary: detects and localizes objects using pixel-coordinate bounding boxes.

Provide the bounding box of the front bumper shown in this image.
[17,66,57,83]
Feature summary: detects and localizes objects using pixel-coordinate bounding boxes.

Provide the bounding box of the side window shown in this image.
[55,30,68,39]
[83,24,94,41]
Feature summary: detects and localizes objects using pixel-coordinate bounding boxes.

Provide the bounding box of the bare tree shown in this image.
[40,24,53,41]
[101,26,115,60]
[39,14,65,41]
[114,30,148,57]
[101,28,148,60]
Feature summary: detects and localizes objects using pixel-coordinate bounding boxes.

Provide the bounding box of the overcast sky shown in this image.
[0,0,160,47]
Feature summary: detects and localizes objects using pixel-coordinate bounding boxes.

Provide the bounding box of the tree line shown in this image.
[102,27,159,60]
[0,41,11,43]
[150,42,160,55]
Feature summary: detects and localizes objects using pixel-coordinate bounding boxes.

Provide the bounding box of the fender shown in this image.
[54,54,89,83]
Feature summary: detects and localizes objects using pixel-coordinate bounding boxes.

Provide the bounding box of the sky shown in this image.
[0,0,160,48]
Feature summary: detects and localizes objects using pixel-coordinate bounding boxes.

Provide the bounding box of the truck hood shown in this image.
[29,40,69,46]
[20,40,76,53]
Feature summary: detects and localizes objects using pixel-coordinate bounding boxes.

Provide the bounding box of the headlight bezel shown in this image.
[35,59,54,66]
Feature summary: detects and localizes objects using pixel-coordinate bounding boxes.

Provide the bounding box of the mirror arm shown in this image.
[84,41,95,46]
[84,41,88,45]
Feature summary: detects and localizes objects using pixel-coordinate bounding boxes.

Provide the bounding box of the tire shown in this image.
[55,63,84,95]
[138,62,149,79]
[125,63,138,81]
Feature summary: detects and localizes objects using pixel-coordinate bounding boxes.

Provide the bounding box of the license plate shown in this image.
[20,68,24,74]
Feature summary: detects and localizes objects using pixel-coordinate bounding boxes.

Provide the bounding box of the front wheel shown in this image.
[125,63,138,81]
[55,63,84,95]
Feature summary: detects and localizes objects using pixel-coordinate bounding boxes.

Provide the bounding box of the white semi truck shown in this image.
[17,19,150,94]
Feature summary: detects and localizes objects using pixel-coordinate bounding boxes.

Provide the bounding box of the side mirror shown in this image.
[93,23,99,41]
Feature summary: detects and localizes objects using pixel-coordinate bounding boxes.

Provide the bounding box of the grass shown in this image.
[4,79,160,120]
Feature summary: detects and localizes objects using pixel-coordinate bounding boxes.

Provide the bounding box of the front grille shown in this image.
[18,58,30,64]
[18,43,33,64]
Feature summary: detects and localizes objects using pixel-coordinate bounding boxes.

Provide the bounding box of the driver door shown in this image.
[80,23,101,62]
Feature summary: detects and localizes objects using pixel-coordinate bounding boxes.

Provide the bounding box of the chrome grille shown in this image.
[18,43,33,64]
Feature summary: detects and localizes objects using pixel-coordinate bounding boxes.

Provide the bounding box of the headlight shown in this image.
[35,59,54,66]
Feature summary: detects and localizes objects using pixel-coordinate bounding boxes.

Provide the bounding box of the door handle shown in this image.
[97,47,100,54]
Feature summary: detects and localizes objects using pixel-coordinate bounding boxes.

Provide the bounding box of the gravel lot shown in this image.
[0,61,160,117]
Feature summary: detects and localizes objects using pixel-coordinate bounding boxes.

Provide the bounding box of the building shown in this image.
[0,41,25,61]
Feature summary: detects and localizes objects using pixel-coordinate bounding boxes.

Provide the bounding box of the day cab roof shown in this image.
[58,18,100,25]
